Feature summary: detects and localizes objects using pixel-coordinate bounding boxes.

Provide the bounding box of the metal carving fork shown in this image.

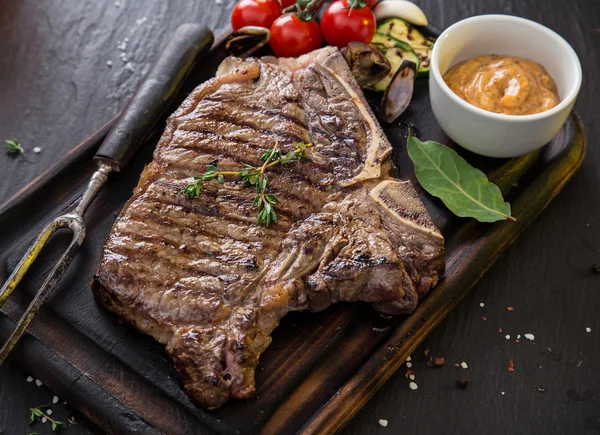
[0,23,214,365]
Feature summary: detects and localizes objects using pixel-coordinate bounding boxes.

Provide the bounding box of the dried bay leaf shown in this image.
[407,134,515,223]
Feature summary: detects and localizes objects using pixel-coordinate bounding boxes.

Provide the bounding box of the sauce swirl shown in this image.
[443,55,560,116]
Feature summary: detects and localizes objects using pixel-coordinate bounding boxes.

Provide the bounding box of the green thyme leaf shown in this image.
[407,133,515,223]
[4,139,24,154]
[185,142,312,226]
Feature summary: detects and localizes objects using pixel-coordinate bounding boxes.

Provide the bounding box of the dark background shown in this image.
[0,0,598,434]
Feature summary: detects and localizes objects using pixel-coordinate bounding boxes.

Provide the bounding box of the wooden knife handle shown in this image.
[94,23,213,171]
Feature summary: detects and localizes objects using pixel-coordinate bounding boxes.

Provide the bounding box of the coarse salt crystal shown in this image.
[26,376,33,382]
[524,333,535,341]
[409,381,418,390]
[53,396,59,404]
[517,334,521,339]
[107,60,113,67]
[585,327,591,333]
[405,362,412,368]
[409,374,415,380]
[41,417,48,423]
[379,419,388,427]
[505,335,510,340]
[35,379,43,387]
[479,302,485,307]
[406,356,411,361]
[460,361,468,369]
[114,1,120,7]
[501,391,505,395]
[33,147,41,153]
[46,409,53,415]
[125,62,135,72]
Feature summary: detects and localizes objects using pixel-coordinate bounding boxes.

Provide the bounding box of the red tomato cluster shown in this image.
[230,0,376,58]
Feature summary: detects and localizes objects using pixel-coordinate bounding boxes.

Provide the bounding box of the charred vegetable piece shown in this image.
[342,42,391,88]
[380,60,416,123]
[370,33,420,92]
[376,18,433,76]
[372,0,428,26]
[225,26,271,57]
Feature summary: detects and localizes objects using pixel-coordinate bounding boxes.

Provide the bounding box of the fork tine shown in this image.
[0,226,84,364]
[0,219,65,308]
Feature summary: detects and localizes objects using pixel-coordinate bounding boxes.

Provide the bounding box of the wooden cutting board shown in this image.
[0,32,585,435]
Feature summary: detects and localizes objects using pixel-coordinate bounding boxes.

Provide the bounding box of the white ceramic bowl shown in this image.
[429,15,582,158]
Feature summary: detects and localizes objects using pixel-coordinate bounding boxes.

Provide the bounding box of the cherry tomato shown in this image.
[231,0,282,31]
[320,0,376,48]
[269,14,322,58]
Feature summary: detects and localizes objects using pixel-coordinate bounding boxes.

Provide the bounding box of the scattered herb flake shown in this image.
[457,376,469,389]
[508,360,515,372]
[29,405,68,431]
[4,139,24,153]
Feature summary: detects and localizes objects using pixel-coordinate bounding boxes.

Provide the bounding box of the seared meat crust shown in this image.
[93,47,444,409]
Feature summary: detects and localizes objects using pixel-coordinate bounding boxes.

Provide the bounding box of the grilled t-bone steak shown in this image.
[93,47,445,409]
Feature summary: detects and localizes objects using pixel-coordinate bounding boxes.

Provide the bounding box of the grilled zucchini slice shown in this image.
[376,18,433,76]
[369,35,420,92]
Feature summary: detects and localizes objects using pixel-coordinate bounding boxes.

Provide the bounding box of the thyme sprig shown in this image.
[184,141,312,226]
[4,139,24,154]
[29,405,68,432]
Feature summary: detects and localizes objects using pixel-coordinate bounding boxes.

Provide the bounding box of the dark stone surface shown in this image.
[1,0,599,433]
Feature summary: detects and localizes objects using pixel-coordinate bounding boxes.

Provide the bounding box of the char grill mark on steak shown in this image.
[93,47,445,410]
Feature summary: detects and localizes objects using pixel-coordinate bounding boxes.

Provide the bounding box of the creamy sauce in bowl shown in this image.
[443,55,560,116]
